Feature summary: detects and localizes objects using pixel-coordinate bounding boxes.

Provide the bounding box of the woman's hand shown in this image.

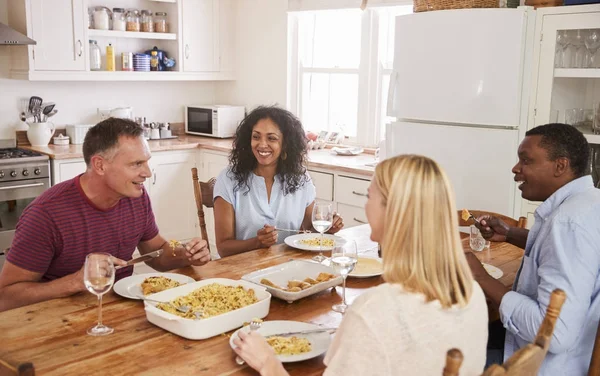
[327,213,344,234]
[233,331,287,376]
[256,225,278,248]
[182,238,211,266]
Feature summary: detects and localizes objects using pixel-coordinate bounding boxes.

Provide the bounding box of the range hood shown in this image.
[0,22,36,45]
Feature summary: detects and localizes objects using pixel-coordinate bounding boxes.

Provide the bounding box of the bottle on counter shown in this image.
[150,50,159,71]
[89,40,101,71]
[106,43,115,71]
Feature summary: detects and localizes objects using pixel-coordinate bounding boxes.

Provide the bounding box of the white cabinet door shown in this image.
[148,151,197,242]
[181,0,217,72]
[52,159,86,185]
[308,170,333,202]
[30,0,85,71]
[199,151,229,250]
[217,0,235,72]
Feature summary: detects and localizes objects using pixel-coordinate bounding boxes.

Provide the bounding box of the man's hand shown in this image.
[182,238,211,266]
[476,216,510,242]
[256,225,278,248]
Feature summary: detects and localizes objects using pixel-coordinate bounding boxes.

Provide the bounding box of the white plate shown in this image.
[144,278,271,340]
[113,272,195,300]
[229,320,332,363]
[331,147,364,156]
[482,263,503,279]
[348,257,383,278]
[284,233,346,252]
[242,260,342,303]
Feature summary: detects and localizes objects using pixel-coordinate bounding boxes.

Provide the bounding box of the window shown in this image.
[288,5,413,146]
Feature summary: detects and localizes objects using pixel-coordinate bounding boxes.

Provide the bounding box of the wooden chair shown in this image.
[443,348,464,376]
[191,167,216,252]
[458,210,528,229]
[0,358,35,376]
[443,289,566,376]
[590,318,600,376]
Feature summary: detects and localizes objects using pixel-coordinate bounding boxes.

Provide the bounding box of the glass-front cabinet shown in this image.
[523,4,600,225]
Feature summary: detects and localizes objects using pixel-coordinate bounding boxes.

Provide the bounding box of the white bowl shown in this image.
[53,136,70,146]
[241,260,342,304]
[144,278,271,340]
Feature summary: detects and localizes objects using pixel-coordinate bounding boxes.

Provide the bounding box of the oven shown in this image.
[0,144,50,271]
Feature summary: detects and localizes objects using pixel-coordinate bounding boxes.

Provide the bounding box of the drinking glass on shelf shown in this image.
[312,201,333,263]
[571,30,586,68]
[331,239,358,314]
[84,253,115,336]
[584,29,600,68]
[556,30,570,68]
[469,225,485,252]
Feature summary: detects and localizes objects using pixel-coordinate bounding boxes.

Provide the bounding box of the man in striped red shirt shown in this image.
[0,118,211,312]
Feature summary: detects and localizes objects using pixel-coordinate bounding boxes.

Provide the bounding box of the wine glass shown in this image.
[331,240,358,313]
[84,253,115,336]
[469,225,486,252]
[584,29,600,69]
[312,201,333,263]
[555,30,570,68]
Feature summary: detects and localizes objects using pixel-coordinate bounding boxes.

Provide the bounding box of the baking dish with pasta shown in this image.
[241,260,342,303]
[143,278,271,340]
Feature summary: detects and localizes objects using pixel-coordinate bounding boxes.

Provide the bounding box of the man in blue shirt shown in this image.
[465,123,600,375]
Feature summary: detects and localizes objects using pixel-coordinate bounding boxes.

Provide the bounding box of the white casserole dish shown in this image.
[241,260,342,304]
[144,278,271,340]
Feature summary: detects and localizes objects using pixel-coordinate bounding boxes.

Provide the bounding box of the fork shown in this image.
[141,296,192,315]
[235,320,263,365]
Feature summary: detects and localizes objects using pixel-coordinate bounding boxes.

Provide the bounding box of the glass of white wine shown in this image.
[84,253,115,336]
[312,201,333,263]
[331,239,357,314]
[469,225,486,252]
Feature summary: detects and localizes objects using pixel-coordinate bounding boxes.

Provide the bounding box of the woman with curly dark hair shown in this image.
[213,106,343,257]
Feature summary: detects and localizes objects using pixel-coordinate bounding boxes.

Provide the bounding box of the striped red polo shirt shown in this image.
[7,175,159,281]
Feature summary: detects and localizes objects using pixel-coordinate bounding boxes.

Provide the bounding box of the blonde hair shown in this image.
[376,155,473,308]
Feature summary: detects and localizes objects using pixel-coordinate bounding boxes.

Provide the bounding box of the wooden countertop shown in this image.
[0,225,523,375]
[24,136,376,177]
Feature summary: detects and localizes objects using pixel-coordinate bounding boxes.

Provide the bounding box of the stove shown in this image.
[0,139,50,270]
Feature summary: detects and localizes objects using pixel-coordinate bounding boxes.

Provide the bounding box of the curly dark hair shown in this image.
[83,117,144,166]
[229,106,308,195]
[525,123,589,178]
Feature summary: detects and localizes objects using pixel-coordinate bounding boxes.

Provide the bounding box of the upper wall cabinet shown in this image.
[30,0,86,71]
[6,0,236,81]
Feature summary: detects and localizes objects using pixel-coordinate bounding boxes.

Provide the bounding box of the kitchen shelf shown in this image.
[554,68,600,79]
[10,70,235,82]
[88,29,177,40]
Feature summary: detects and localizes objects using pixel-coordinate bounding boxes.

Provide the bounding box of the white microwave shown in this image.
[185,105,245,138]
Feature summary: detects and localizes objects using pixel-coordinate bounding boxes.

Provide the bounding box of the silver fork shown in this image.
[141,296,192,315]
[235,320,263,365]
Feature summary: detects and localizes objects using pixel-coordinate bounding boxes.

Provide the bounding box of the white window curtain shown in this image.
[288,0,413,12]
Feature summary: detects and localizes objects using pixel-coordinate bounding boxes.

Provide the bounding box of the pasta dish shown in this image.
[260,272,336,292]
[141,276,182,295]
[351,257,383,275]
[267,336,312,356]
[169,239,182,256]
[156,283,258,319]
[461,209,471,222]
[299,237,334,247]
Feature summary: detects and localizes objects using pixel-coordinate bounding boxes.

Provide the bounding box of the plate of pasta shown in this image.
[284,233,346,251]
[229,320,332,363]
[113,272,195,300]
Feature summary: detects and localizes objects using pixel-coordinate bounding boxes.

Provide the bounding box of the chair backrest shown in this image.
[458,210,527,229]
[191,167,216,251]
[0,359,35,376]
[590,318,600,376]
[443,289,566,376]
[443,348,464,376]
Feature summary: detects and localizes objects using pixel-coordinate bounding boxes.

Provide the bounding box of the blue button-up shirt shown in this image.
[500,175,600,375]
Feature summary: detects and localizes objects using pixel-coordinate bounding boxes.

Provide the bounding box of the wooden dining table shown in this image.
[0,225,524,376]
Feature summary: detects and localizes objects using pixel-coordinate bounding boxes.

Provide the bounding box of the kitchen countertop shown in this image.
[24,135,376,177]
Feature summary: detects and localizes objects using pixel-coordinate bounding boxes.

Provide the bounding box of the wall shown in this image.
[215,0,288,111]
[0,0,215,140]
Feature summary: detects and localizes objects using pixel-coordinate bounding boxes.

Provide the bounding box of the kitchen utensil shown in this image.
[265,327,337,338]
[235,320,263,365]
[19,112,26,122]
[140,296,193,315]
[45,109,58,119]
[275,228,311,233]
[115,249,163,270]
[42,102,55,116]
[28,96,42,115]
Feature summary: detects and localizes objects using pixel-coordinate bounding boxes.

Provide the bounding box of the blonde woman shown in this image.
[233,155,488,375]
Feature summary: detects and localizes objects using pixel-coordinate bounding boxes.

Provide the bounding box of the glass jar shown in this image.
[126,9,140,32]
[140,10,154,33]
[154,12,167,33]
[93,7,111,30]
[112,8,126,31]
[89,40,101,71]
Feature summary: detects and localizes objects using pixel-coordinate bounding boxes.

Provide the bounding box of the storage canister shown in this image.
[141,10,154,32]
[154,12,167,33]
[66,124,94,145]
[122,52,133,71]
[126,9,140,32]
[112,8,126,31]
[89,40,101,71]
[93,7,111,30]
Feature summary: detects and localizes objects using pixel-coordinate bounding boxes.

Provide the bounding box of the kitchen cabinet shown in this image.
[7,0,236,81]
[51,159,87,185]
[334,175,370,228]
[521,4,600,226]
[307,170,333,202]
[29,0,86,71]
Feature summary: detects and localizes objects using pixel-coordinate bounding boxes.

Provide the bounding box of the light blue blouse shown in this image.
[213,168,316,243]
